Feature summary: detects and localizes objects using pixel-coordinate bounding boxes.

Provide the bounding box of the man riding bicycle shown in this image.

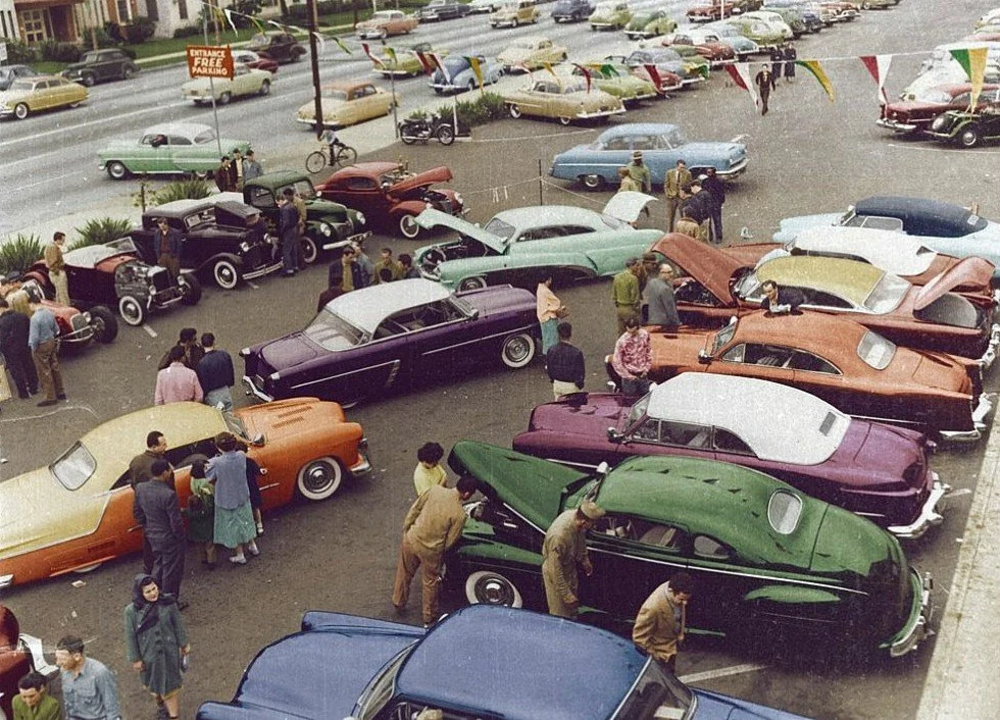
[320,128,346,166]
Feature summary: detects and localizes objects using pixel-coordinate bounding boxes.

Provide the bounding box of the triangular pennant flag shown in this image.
[431,53,451,83]
[572,63,592,93]
[332,36,352,55]
[361,42,385,67]
[601,63,620,78]
[542,62,557,79]
[311,31,325,55]
[795,59,834,102]
[725,63,761,111]
[222,8,239,34]
[859,54,892,105]
[267,19,284,29]
[643,64,664,93]
[465,56,484,90]
[248,15,266,34]
[288,24,307,34]
[951,47,988,109]
[415,51,435,74]
[517,62,534,79]
[385,46,397,64]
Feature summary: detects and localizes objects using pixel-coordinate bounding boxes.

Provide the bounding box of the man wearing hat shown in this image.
[627,151,652,193]
[541,500,604,619]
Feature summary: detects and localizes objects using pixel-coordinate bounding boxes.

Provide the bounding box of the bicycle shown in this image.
[305,141,357,174]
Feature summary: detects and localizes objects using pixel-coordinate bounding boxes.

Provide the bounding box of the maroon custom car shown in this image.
[3,278,116,348]
[662,36,737,67]
[513,373,947,538]
[686,0,761,22]
[316,162,465,239]
[877,83,1000,133]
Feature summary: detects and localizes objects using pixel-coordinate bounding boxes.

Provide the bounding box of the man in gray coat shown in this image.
[646,264,681,332]
[133,460,188,609]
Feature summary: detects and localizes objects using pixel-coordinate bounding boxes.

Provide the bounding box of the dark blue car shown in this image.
[197,605,812,720]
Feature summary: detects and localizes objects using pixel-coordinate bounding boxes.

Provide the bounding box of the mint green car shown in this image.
[571,61,659,103]
[624,10,678,39]
[97,122,251,180]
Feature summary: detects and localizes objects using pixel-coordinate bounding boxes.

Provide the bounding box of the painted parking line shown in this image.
[142,324,157,338]
[246,280,260,289]
[18,171,86,192]
[678,662,769,685]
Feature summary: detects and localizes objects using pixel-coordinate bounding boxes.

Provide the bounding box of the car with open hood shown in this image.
[0,401,369,589]
[180,63,273,105]
[412,194,661,291]
[513,373,947,539]
[296,81,397,129]
[772,196,1000,281]
[624,9,678,39]
[429,54,504,93]
[502,77,625,124]
[97,122,250,180]
[447,441,935,658]
[877,83,1000,133]
[550,122,748,190]
[355,9,419,38]
[589,0,631,29]
[196,605,812,720]
[241,279,539,405]
[60,48,139,86]
[498,36,569,72]
[0,75,87,120]
[315,161,465,239]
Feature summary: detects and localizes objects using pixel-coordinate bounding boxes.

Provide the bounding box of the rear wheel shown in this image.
[960,125,982,148]
[89,306,118,343]
[218,91,232,105]
[437,124,456,145]
[80,73,96,87]
[508,103,522,118]
[500,332,536,368]
[118,295,146,326]
[13,103,29,120]
[123,66,137,80]
[581,173,605,190]
[296,456,344,501]
[399,213,420,238]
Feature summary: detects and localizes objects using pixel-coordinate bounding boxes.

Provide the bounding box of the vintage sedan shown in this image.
[0,400,370,589]
[447,441,934,658]
[877,83,1000,133]
[97,122,250,180]
[296,81,397,129]
[901,42,1000,101]
[241,279,540,405]
[372,42,443,77]
[230,49,279,73]
[687,0,762,22]
[513,373,947,539]
[0,606,53,720]
[926,107,1000,147]
[667,24,762,59]
[61,48,139,86]
[430,54,504,93]
[716,16,786,47]
[772,196,1000,280]
[0,75,87,120]
[622,48,709,86]
[248,32,306,63]
[551,122,749,189]
[624,9,678,39]
[355,9,418,38]
[316,161,464,238]
[740,10,795,39]
[498,36,569,72]
[589,0,631,30]
[502,78,625,124]
[413,196,661,290]
[414,0,471,20]
[490,0,540,27]
[569,61,660,103]
[181,63,273,105]
[552,0,593,22]
[197,605,812,720]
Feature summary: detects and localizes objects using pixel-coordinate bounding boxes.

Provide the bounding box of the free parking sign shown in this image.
[186,45,234,80]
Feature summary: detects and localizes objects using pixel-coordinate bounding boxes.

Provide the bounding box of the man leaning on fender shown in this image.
[542,500,605,619]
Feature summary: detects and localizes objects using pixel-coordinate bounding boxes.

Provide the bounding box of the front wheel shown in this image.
[465,570,525,607]
[218,91,232,105]
[508,103,522,118]
[558,115,572,126]
[306,150,327,174]
[437,124,455,145]
[213,259,241,290]
[259,80,271,96]
[500,332,536,368]
[300,236,319,265]
[960,126,982,148]
[400,125,419,144]
[106,161,129,180]
[399,213,420,238]
[13,103,29,120]
[458,275,487,291]
[178,273,202,305]
[88,306,119,343]
[80,74,96,87]
[335,145,358,166]
[296,456,344,501]
[118,295,146,326]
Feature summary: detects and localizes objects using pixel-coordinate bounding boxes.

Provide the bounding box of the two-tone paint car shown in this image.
[355,9,419,38]
[181,63,273,105]
[624,9,677,39]
[430,54,504,93]
[926,106,1000,147]
[97,122,250,180]
[877,83,1000,133]
[497,36,569,72]
[296,82,397,129]
[0,75,87,120]
[502,78,625,125]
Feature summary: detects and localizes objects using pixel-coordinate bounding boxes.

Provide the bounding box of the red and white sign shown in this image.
[186,45,235,80]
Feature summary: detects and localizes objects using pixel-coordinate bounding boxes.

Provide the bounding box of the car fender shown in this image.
[196,252,244,274]
[390,200,434,219]
[744,585,842,606]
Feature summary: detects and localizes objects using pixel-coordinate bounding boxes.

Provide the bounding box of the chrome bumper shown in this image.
[242,374,274,403]
[977,322,1000,369]
[887,476,949,540]
[0,573,12,589]
[577,107,627,119]
[940,393,995,443]
[243,260,285,281]
[718,158,749,180]
[876,117,918,132]
[351,440,373,476]
[890,571,934,658]
[322,230,371,252]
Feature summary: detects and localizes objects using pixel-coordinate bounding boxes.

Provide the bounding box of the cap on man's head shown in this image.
[247,149,255,156]
[283,188,296,197]
[632,150,643,159]
[579,501,605,520]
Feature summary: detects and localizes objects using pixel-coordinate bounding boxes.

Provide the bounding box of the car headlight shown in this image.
[83,311,92,322]
[269,371,281,382]
[355,212,366,226]
[240,241,251,252]
[931,116,947,131]
[319,222,333,237]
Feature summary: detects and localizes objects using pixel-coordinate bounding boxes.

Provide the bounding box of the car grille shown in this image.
[243,245,266,270]
[70,313,90,333]
[150,267,171,292]
[438,198,454,215]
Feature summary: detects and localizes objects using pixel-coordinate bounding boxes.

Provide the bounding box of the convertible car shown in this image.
[497,36,568,72]
[447,441,934,658]
[429,54,504,93]
[97,122,250,180]
[413,195,661,290]
[772,196,1000,280]
[180,63,273,105]
[315,161,465,239]
[513,373,946,539]
[502,78,625,125]
[0,401,370,589]
[550,122,749,189]
[624,9,678,39]
[197,605,811,720]
[241,279,539,406]
[876,83,1000,134]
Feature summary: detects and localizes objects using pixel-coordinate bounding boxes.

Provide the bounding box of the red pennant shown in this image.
[643,64,664,93]
[572,63,592,93]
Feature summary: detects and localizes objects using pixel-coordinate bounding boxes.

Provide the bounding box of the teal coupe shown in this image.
[97,122,251,180]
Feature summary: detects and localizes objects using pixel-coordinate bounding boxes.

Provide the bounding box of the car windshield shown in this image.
[862,273,909,313]
[613,658,694,720]
[81,52,98,62]
[279,180,317,200]
[710,321,737,355]
[561,81,588,93]
[483,217,516,241]
[50,442,97,491]
[915,89,953,104]
[627,392,652,425]
[324,90,349,101]
[659,128,687,148]
[857,330,896,369]
[193,129,217,145]
[304,309,364,350]
[184,208,217,230]
[354,645,416,720]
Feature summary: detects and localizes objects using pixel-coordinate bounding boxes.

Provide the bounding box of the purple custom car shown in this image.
[241,278,539,406]
[513,373,947,539]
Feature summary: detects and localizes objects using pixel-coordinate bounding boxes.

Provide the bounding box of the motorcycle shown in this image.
[398,116,457,146]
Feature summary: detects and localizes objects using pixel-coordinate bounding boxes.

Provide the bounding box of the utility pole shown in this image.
[308,0,324,140]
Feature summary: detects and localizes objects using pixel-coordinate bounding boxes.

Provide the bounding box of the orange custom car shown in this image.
[0,401,370,589]
[356,10,419,39]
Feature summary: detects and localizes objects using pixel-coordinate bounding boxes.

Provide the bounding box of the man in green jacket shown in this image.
[612,258,642,336]
[541,501,605,618]
[12,672,61,720]
[627,151,652,193]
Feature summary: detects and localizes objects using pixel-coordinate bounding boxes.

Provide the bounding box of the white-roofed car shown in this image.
[512,373,948,539]
[180,63,273,105]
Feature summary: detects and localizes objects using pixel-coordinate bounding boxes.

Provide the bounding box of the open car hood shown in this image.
[651,233,743,304]
[387,166,453,198]
[416,208,507,253]
[602,191,657,224]
[915,257,992,310]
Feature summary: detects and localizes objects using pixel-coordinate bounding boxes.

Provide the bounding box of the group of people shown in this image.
[153,328,236,411]
[213,147,264,193]
[316,245,420,311]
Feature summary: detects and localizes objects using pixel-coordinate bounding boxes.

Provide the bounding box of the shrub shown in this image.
[150,179,213,206]
[432,91,506,131]
[70,218,134,251]
[231,0,264,27]
[0,235,44,276]
[38,40,82,63]
[5,41,37,64]
[104,21,125,43]
[126,15,157,43]
[173,24,203,38]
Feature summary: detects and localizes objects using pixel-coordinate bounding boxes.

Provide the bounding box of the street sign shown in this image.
[186,45,234,80]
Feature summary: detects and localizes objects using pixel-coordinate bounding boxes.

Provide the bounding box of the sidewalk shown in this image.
[916,415,1000,719]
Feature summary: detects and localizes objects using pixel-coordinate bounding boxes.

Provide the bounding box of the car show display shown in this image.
[97,122,251,180]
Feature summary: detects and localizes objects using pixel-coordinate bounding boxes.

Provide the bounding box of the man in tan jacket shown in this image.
[541,500,604,618]
[663,160,692,233]
[632,572,695,673]
[44,232,70,306]
[392,476,478,626]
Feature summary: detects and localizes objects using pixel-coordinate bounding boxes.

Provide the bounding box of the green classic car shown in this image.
[570,62,658,104]
[589,0,631,29]
[445,441,935,659]
[624,9,678,39]
[414,195,660,290]
[372,43,445,78]
[717,17,786,48]
[97,123,250,180]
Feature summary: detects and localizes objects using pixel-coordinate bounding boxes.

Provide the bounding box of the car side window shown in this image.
[800,289,852,309]
[721,343,746,363]
[168,135,192,146]
[630,418,660,442]
[635,521,686,552]
[693,535,731,561]
[743,343,794,368]
[659,421,711,449]
[249,187,276,208]
[846,215,903,232]
[346,177,377,191]
[712,428,754,456]
[604,137,629,150]
[787,350,840,375]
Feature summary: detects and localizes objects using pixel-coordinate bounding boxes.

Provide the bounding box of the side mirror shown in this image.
[469,308,480,320]
[607,427,624,443]
[596,461,610,476]
[251,432,266,447]
[697,349,711,365]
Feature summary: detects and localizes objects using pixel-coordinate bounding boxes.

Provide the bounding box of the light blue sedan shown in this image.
[429,54,504,94]
[550,122,749,190]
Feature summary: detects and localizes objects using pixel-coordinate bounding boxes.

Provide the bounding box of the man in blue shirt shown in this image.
[27,300,65,407]
[196,332,235,411]
[55,635,121,720]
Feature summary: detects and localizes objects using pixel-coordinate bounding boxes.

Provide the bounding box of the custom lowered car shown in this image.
[197,605,812,720]
[242,279,540,405]
[430,54,504,93]
[926,106,1000,148]
[355,9,418,38]
[498,36,569,72]
[414,0,471,20]
[772,196,1000,280]
[0,401,370,589]
[5,278,117,348]
[316,161,465,239]
[502,78,625,124]
[230,49,279,73]
[447,441,934,658]
[877,84,1000,133]
[513,373,947,539]
[97,122,251,180]
[589,1,631,29]
[296,81,397,128]
[569,61,661,104]
[551,122,748,189]
[0,75,87,120]
[248,32,306,63]
[0,606,53,720]
[372,42,442,77]
[413,195,661,290]
[624,9,678,39]
[181,63,273,105]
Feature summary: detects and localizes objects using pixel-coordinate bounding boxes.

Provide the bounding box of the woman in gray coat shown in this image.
[123,574,190,720]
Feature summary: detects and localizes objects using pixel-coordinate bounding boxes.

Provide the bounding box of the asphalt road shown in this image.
[3,1,1000,719]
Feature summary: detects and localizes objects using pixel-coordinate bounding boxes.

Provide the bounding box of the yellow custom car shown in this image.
[503,78,626,124]
[297,81,398,128]
[181,64,273,105]
[0,75,87,120]
[372,42,447,78]
[497,36,569,72]
[589,0,631,30]
[571,60,659,103]
[489,0,540,27]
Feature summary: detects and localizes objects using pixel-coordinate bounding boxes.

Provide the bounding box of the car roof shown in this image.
[327,278,452,334]
[244,170,311,189]
[331,161,402,181]
[142,122,213,137]
[396,606,646,720]
[83,403,227,465]
[731,310,870,355]
[792,225,936,276]
[853,196,982,236]
[597,122,680,140]
[492,204,603,229]
[756,255,888,304]
[646,374,850,465]
[149,197,217,216]
[322,81,375,92]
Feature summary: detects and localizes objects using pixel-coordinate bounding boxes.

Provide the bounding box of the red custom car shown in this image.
[231,49,280,74]
[661,35,737,67]
[877,83,1000,133]
[316,162,465,239]
[3,278,116,348]
[687,0,761,22]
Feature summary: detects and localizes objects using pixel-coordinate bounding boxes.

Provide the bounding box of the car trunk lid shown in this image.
[260,332,323,370]
[914,257,994,310]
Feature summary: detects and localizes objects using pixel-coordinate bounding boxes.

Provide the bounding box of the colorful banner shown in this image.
[643,64,664,93]
[222,8,239,34]
[725,63,760,111]
[385,46,397,64]
[431,53,451,83]
[465,56,484,90]
[361,42,384,67]
[311,32,325,55]
[542,61,557,79]
[950,46,988,109]
[795,59,835,102]
[572,63,592,93]
[415,51,436,75]
[859,54,892,105]
[332,36,351,54]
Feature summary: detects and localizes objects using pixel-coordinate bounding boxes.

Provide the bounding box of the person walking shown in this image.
[229,148,245,190]
[27,299,65,407]
[133,460,188,608]
[392,477,478,627]
[123,575,190,720]
[610,317,652,396]
[154,346,203,405]
[153,217,184,280]
[0,299,38,400]
[646,264,681,332]
[215,157,234,193]
[12,672,61,720]
[55,635,121,720]
[196,333,235,412]
[700,167,726,244]
[541,500,604,618]
[612,258,642,336]
[536,273,567,359]
[207,432,259,565]
[783,43,797,83]
[663,160,691,233]
[617,166,640,192]
[414,442,448,496]
[158,328,204,370]
[44,232,70,306]
[632,572,695,673]
[277,190,300,277]
[627,151,652,193]
[129,432,172,575]
[546,321,585,399]
[184,460,217,568]
[242,149,264,181]
[755,65,777,116]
